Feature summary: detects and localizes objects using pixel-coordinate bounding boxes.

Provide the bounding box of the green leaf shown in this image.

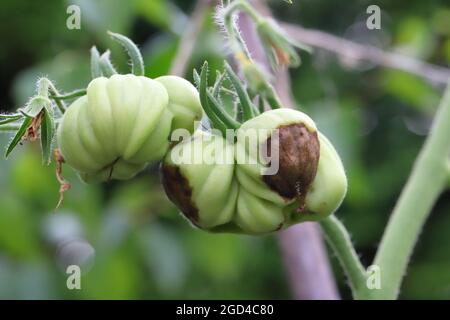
[223,62,255,121]
[199,62,227,136]
[212,71,226,98]
[258,95,265,114]
[206,89,240,129]
[5,117,33,158]
[40,109,55,165]
[193,69,201,87]
[108,31,145,76]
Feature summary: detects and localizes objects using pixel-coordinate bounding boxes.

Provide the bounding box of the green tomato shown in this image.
[236,108,347,230]
[161,108,347,235]
[155,75,203,133]
[299,132,347,222]
[57,74,202,183]
[236,108,347,228]
[161,130,287,234]
[234,108,319,233]
[161,131,238,230]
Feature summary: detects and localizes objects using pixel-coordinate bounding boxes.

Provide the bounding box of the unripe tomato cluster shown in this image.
[162,109,347,234]
[57,72,346,234]
[0,28,346,235]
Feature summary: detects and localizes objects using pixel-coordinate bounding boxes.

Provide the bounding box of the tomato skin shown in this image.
[236,109,347,228]
[161,131,238,229]
[161,129,291,234]
[155,75,203,133]
[57,74,202,183]
[300,132,347,222]
[234,108,318,233]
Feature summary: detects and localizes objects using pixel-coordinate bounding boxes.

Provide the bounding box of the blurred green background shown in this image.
[0,0,449,299]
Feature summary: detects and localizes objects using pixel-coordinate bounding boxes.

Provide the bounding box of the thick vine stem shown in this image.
[320,215,368,299]
[370,80,450,299]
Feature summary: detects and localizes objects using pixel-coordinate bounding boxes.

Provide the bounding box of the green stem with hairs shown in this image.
[51,89,86,101]
[368,80,450,299]
[221,1,260,62]
[320,215,368,299]
[221,1,284,111]
[37,78,67,114]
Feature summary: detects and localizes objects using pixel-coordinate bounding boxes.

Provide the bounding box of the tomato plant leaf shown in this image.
[223,61,256,121]
[40,109,55,165]
[193,69,201,87]
[4,117,33,158]
[198,62,227,136]
[212,71,226,98]
[206,89,240,129]
[108,31,145,76]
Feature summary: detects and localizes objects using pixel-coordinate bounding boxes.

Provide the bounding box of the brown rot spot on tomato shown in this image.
[160,164,199,224]
[263,123,320,209]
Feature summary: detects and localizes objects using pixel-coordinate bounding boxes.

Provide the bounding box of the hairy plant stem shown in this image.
[367,80,450,299]
[38,78,67,114]
[222,2,258,57]
[320,215,367,299]
[221,1,284,110]
[50,89,86,101]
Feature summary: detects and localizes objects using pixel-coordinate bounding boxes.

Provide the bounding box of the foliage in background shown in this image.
[0,0,449,299]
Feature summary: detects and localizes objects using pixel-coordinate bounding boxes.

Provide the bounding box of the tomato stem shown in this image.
[50,89,86,101]
[320,215,368,299]
[369,79,450,299]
